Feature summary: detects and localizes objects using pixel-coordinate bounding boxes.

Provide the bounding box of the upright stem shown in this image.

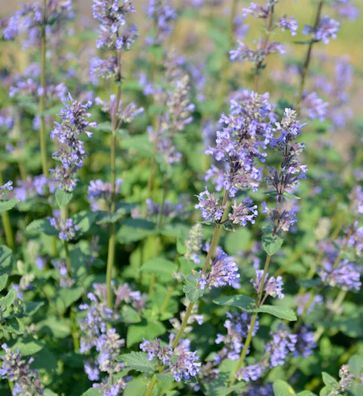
[1,211,14,249]
[254,3,275,92]
[106,52,122,308]
[231,254,272,383]
[296,0,324,109]
[0,173,14,249]
[39,0,49,177]
[144,374,157,396]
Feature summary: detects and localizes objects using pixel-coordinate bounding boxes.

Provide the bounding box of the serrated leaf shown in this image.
[183,274,204,303]
[81,388,102,396]
[121,352,156,374]
[127,321,165,347]
[0,288,17,310]
[55,190,73,208]
[262,231,283,256]
[273,379,296,396]
[117,218,157,243]
[0,245,12,274]
[348,355,363,377]
[26,219,57,237]
[141,257,177,281]
[73,211,96,234]
[258,305,296,321]
[11,341,43,356]
[213,295,256,312]
[321,372,339,388]
[120,305,141,324]
[0,274,8,291]
[0,199,18,213]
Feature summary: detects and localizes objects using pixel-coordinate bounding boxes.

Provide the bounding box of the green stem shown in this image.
[296,0,324,110]
[1,211,14,249]
[172,191,230,349]
[106,52,123,309]
[231,254,272,383]
[39,0,49,177]
[144,374,157,396]
[254,3,275,92]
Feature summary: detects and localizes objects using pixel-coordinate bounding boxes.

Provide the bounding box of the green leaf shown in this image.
[55,287,84,315]
[26,219,58,237]
[0,245,12,274]
[141,257,177,282]
[225,229,251,255]
[73,211,96,235]
[11,341,43,356]
[213,295,256,312]
[262,230,283,256]
[120,305,141,324]
[0,199,18,213]
[349,355,363,376]
[55,189,73,207]
[0,273,8,291]
[121,352,156,374]
[0,288,17,310]
[117,218,157,243]
[321,372,339,388]
[81,389,102,396]
[127,321,165,347]
[257,305,297,321]
[273,380,296,396]
[183,274,205,303]
[298,392,317,396]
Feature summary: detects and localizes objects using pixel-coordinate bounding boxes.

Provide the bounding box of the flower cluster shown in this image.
[304,16,340,44]
[0,344,44,395]
[184,223,203,264]
[146,0,176,45]
[79,283,144,391]
[49,213,78,241]
[2,0,73,47]
[140,338,201,382]
[92,0,137,50]
[319,259,361,291]
[199,247,240,289]
[253,269,284,299]
[148,54,194,164]
[266,325,297,367]
[50,94,96,191]
[88,179,123,211]
[215,312,259,361]
[0,181,13,200]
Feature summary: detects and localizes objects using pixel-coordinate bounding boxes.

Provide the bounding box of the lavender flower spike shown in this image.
[253,269,284,299]
[50,93,96,191]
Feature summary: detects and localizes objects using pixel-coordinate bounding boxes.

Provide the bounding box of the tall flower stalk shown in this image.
[91,0,139,307]
[39,0,49,177]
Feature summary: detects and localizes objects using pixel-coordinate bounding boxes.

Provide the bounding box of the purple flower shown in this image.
[215,312,259,361]
[319,259,361,291]
[333,1,359,20]
[49,214,78,241]
[92,0,137,50]
[266,325,297,367]
[52,259,74,288]
[88,179,122,211]
[294,326,316,358]
[140,338,200,382]
[200,248,240,289]
[90,56,119,82]
[50,94,96,191]
[195,190,224,223]
[304,16,340,44]
[229,197,258,226]
[301,91,328,121]
[350,186,363,215]
[0,181,13,200]
[146,0,177,45]
[253,269,284,299]
[278,16,298,36]
[84,361,100,381]
[0,344,44,395]
[296,293,323,315]
[237,362,265,381]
